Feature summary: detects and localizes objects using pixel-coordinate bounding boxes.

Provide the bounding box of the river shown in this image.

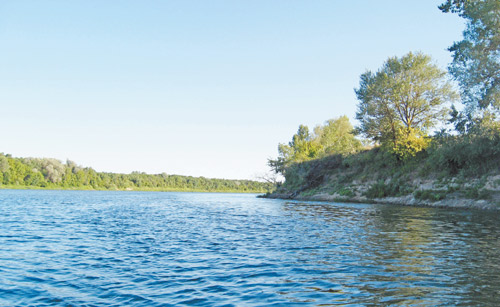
[1,190,499,306]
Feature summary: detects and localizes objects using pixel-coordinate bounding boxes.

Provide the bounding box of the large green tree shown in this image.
[355,52,456,157]
[440,0,500,124]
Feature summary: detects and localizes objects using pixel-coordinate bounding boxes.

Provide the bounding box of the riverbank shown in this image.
[264,189,500,211]
[265,141,500,211]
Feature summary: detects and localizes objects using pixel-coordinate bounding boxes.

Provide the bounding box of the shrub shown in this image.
[365,180,412,199]
[427,133,500,177]
[414,189,447,201]
[337,187,355,197]
[390,127,431,160]
[463,187,492,200]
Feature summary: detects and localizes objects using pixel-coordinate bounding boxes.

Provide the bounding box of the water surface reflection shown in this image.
[281,201,500,305]
[0,191,499,306]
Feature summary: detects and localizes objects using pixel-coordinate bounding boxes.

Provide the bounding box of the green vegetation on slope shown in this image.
[0,154,272,193]
[268,116,362,175]
[271,128,500,202]
[267,0,500,206]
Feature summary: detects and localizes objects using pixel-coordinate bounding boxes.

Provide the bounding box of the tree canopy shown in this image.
[269,116,362,174]
[314,116,363,156]
[440,0,500,118]
[355,52,456,158]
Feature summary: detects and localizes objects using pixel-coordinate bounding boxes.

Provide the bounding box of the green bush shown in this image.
[463,187,492,200]
[414,189,447,201]
[337,187,355,197]
[427,133,500,177]
[365,180,412,199]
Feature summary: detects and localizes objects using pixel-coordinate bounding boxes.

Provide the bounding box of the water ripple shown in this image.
[0,190,499,306]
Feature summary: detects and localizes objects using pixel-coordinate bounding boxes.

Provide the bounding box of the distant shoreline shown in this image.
[0,153,272,194]
[0,185,264,194]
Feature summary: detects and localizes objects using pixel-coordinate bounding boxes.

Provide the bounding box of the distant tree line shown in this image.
[0,154,271,193]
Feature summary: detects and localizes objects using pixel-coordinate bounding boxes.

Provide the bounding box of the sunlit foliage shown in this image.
[269,116,362,174]
[355,52,456,158]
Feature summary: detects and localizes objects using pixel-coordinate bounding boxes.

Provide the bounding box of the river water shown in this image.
[1,190,499,306]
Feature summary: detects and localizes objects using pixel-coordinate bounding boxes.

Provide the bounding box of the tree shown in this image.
[314,116,362,157]
[289,125,319,161]
[269,117,362,174]
[254,171,282,193]
[440,0,500,121]
[269,125,319,175]
[355,52,456,158]
[0,155,9,173]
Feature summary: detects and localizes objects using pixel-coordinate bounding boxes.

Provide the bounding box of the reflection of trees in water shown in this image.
[358,206,442,305]
[277,202,379,303]
[280,201,373,252]
[446,211,500,305]
[279,201,500,305]
[359,205,500,305]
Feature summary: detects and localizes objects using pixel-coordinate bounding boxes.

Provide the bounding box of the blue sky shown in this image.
[0,1,464,179]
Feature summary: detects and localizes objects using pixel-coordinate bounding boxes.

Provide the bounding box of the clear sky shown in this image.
[0,1,464,180]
